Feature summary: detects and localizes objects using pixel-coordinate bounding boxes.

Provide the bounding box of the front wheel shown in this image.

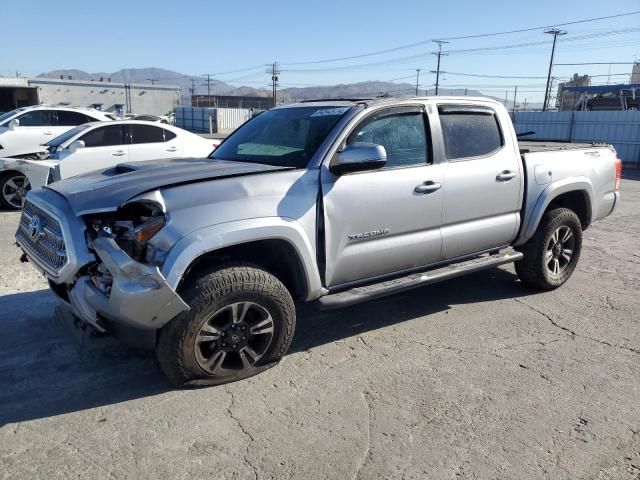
[0,172,30,210]
[515,208,582,291]
[156,263,296,386]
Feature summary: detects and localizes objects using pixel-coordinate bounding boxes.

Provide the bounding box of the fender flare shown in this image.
[515,176,594,246]
[161,217,325,301]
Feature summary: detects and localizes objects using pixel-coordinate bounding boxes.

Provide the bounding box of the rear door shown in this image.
[321,106,444,287]
[57,124,128,178]
[127,124,182,162]
[437,104,522,259]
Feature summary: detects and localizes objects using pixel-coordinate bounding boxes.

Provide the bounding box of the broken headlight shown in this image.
[87,200,167,264]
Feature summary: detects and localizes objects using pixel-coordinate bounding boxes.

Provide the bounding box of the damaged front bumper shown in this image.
[62,237,189,332]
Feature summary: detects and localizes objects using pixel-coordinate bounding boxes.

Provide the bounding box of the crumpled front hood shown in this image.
[45,157,292,216]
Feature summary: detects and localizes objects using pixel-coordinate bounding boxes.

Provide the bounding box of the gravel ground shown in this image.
[0,176,639,480]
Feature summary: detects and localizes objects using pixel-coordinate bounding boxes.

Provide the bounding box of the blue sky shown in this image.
[3,0,640,102]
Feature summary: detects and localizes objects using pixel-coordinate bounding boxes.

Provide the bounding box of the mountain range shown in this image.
[38,67,536,107]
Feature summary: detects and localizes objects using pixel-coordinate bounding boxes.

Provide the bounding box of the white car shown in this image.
[0,121,219,209]
[0,105,112,158]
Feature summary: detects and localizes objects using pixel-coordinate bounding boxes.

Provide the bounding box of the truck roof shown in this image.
[283,96,504,109]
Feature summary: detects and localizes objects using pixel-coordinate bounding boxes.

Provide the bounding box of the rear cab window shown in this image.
[438,105,503,160]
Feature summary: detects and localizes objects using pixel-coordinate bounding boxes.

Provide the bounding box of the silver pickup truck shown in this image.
[16,97,621,386]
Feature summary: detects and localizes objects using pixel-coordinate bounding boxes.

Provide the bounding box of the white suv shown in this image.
[0,105,112,158]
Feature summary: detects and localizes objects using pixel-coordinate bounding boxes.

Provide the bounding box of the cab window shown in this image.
[346,109,429,168]
[438,106,503,160]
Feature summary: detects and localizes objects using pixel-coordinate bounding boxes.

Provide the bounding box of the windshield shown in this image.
[45,124,92,152]
[210,106,351,168]
[0,107,27,125]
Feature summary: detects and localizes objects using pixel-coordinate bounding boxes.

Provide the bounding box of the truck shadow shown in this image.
[0,268,532,425]
[289,267,531,354]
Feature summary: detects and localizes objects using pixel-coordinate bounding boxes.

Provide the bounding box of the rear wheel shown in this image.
[515,208,582,291]
[156,263,296,386]
[0,172,30,210]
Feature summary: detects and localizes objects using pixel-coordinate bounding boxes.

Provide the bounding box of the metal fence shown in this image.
[174,107,252,134]
[511,111,640,167]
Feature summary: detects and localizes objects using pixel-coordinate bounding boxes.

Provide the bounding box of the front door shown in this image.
[321,106,443,288]
[437,104,522,259]
[58,124,128,178]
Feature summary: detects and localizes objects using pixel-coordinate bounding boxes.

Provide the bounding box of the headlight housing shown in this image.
[86,200,166,264]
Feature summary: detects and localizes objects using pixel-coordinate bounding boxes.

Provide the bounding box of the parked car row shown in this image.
[0,106,220,209]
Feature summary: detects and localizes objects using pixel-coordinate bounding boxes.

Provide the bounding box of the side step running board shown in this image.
[318,249,523,309]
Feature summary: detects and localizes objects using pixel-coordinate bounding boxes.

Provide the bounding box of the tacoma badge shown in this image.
[348,228,390,242]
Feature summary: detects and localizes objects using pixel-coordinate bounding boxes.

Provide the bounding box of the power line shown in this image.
[211,65,266,75]
[276,26,639,74]
[442,71,548,79]
[438,10,640,40]
[554,62,638,65]
[276,11,640,67]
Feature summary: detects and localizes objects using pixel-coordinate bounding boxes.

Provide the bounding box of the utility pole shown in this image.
[543,28,567,111]
[266,62,280,108]
[146,78,157,85]
[513,85,518,113]
[190,78,197,107]
[415,69,421,96]
[202,74,214,107]
[432,40,449,96]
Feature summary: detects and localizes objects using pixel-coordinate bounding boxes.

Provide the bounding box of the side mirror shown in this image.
[330,142,387,175]
[69,140,85,153]
[8,118,19,131]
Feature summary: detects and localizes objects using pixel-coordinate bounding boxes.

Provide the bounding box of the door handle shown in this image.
[414,181,442,194]
[43,131,53,135]
[112,151,126,156]
[496,170,517,181]
[166,147,178,152]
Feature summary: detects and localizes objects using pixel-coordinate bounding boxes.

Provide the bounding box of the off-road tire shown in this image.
[515,207,582,291]
[156,263,296,387]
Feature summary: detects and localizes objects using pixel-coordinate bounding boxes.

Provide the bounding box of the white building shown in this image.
[0,77,180,116]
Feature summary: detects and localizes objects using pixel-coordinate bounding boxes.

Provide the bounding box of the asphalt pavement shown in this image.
[0,175,639,480]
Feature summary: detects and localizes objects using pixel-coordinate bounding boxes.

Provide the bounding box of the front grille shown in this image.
[17,199,67,274]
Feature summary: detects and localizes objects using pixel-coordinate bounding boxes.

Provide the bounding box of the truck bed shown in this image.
[518,140,608,155]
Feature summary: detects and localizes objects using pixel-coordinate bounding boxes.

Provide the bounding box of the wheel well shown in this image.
[179,239,309,300]
[0,169,25,180]
[547,190,591,229]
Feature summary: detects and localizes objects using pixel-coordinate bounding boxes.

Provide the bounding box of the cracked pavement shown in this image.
[1,175,639,479]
